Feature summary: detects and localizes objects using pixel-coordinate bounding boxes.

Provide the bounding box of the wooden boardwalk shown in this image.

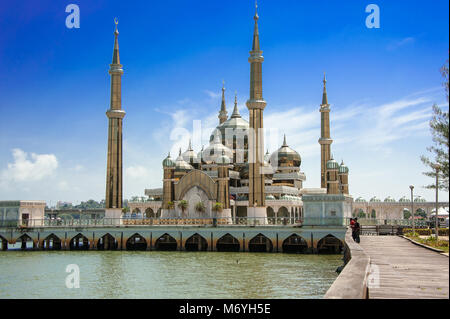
[360,236,449,299]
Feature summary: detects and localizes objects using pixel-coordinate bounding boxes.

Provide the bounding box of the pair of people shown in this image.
[350,218,361,243]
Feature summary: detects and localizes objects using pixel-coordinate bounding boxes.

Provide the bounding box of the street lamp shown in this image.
[433,164,440,241]
[409,185,414,234]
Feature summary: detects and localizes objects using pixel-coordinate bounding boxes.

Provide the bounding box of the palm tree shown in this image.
[195,202,206,214]
[178,200,189,218]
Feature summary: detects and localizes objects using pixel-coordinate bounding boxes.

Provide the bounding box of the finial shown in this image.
[323,72,327,86]
[222,80,225,90]
[179,148,182,156]
[168,151,171,158]
[114,17,119,35]
[283,134,287,146]
[266,149,269,155]
[188,139,192,151]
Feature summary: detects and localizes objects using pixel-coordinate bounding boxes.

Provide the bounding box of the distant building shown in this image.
[0,201,46,227]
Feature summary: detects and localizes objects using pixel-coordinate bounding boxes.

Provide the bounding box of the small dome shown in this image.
[414,196,426,203]
[181,140,198,164]
[384,196,396,202]
[264,150,271,163]
[266,194,275,200]
[370,196,381,202]
[355,197,366,203]
[270,135,301,168]
[399,196,411,203]
[175,149,193,172]
[339,161,349,174]
[162,153,175,168]
[202,133,233,164]
[326,158,339,170]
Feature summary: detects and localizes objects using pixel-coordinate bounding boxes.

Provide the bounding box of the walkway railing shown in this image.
[0,216,353,228]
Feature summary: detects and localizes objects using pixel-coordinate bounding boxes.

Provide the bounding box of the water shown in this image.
[0,251,341,299]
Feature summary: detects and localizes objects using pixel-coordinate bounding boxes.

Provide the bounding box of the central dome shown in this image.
[269,135,301,168]
[202,132,233,164]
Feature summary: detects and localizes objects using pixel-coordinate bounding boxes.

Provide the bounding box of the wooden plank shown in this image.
[359,236,449,299]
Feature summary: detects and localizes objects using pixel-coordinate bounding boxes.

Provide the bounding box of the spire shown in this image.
[322,72,328,105]
[282,134,288,147]
[187,139,192,151]
[179,148,182,156]
[231,91,242,118]
[112,18,120,65]
[252,0,260,52]
[218,80,228,124]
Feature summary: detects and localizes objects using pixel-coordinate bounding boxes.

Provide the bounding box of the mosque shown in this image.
[124,3,352,224]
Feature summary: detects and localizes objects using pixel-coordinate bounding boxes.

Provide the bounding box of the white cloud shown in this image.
[387,37,415,51]
[125,165,151,179]
[0,149,58,183]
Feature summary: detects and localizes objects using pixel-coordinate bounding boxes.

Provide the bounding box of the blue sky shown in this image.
[0,0,448,205]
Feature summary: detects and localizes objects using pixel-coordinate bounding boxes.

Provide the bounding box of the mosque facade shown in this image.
[126,5,351,224]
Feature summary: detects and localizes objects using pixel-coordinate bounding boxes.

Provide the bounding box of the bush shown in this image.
[403,228,432,236]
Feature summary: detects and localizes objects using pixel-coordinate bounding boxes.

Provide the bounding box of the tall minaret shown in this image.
[319,73,333,189]
[218,81,228,124]
[105,19,125,209]
[246,1,266,209]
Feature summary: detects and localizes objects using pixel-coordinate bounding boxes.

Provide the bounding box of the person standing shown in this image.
[353,218,361,243]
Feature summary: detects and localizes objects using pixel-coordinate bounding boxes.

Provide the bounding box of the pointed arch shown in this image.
[43,233,62,250]
[176,170,217,201]
[69,233,89,250]
[317,234,343,254]
[185,233,208,251]
[0,235,8,251]
[155,233,177,251]
[282,234,308,253]
[248,233,273,252]
[126,233,147,251]
[216,233,240,252]
[17,234,33,250]
[97,233,118,250]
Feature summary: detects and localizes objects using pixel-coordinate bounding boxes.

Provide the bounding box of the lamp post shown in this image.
[409,185,414,234]
[433,164,440,241]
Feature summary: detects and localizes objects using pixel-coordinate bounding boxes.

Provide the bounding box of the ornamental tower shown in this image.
[246,1,267,210]
[218,81,228,124]
[105,19,126,210]
[319,73,333,189]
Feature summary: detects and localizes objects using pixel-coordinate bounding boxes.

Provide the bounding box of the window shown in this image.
[330,211,336,217]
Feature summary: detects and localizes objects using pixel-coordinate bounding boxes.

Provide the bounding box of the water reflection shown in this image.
[0,251,341,299]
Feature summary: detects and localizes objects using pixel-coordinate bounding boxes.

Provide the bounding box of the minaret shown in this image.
[218,81,228,124]
[246,1,267,210]
[105,19,126,210]
[319,73,333,189]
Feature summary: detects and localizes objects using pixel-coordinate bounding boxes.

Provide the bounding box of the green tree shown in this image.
[177,200,188,217]
[421,59,449,191]
[195,202,206,214]
[403,209,411,220]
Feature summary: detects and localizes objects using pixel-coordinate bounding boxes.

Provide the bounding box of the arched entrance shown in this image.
[155,233,177,251]
[185,233,208,251]
[97,233,118,250]
[126,233,147,251]
[145,208,155,218]
[70,233,89,250]
[248,234,273,252]
[282,234,308,253]
[317,235,343,254]
[216,233,240,252]
[18,234,33,250]
[278,207,289,224]
[266,207,275,224]
[43,234,62,250]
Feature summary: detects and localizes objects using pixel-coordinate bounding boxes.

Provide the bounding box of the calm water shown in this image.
[0,251,341,299]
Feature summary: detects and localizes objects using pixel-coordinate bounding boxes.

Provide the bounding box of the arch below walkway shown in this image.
[0,235,8,251]
[248,233,273,253]
[155,233,177,251]
[216,233,240,252]
[282,234,308,253]
[43,233,62,250]
[317,234,343,254]
[97,233,118,250]
[126,233,147,251]
[17,234,33,250]
[185,233,208,251]
[70,233,89,250]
